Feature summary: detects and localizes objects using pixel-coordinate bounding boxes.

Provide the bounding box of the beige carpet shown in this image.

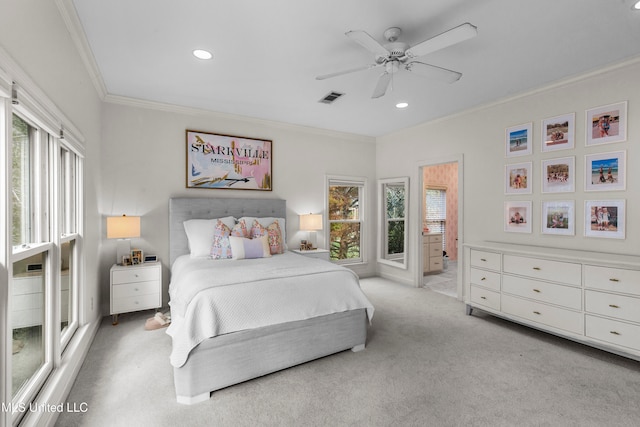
[56,277,640,426]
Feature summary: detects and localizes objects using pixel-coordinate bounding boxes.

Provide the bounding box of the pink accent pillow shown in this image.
[251,219,284,255]
[210,219,252,259]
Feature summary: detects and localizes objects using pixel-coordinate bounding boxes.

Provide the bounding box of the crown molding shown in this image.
[55,0,107,100]
[104,93,376,144]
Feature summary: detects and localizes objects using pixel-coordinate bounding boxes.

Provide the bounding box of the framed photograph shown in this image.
[585,101,627,146]
[505,162,532,194]
[585,150,626,192]
[186,130,273,190]
[505,201,532,233]
[585,200,625,239]
[541,200,574,236]
[505,122,533,157]
[131,249,143,264]
[122,255,132,266]
[541,157,575,193]
[542,113,574,152]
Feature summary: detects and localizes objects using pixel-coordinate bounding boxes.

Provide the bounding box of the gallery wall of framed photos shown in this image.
[504,101,628,240]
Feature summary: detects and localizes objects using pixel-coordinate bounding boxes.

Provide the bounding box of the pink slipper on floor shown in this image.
[144,315,170,330]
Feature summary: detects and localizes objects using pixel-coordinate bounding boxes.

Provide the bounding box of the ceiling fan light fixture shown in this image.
[193,49,213,60]
[396,102,409,109]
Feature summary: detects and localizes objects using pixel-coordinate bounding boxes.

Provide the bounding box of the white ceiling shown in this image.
[71,0,640,137]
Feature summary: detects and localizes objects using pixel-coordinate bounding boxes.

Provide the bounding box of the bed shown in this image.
[167,197,374,404]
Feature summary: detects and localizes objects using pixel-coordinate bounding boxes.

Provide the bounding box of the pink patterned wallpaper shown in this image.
[423,163,459,261]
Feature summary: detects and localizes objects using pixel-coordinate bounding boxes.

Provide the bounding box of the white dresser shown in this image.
[464,242,640,361]
[110,262,162,324]
[423,233,443,273]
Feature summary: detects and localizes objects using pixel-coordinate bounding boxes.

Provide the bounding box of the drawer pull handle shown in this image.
[481,277,487,281]
[480,296,487,300]
[533,311,541,315]
[480,258,487,262]
[134,288,139,291]
[609,278,619,282]
[533,289,541,293]
[608,304,620,309]
[533,267,541,271]
[610,331,620,336]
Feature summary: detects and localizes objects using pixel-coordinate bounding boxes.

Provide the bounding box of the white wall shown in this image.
[377,58,640,287]
[98,99,377,313]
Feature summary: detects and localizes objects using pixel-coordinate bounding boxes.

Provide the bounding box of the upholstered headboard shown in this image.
[169,197,287,266]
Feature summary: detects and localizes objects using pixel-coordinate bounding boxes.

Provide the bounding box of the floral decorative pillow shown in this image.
[250,219,284,255]
[210,219,252,259]
[210,220,233,259]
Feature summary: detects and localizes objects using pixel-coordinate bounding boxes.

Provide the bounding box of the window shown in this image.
[3,100,83,424]
[11,115,32,247]
[327,176,366,264]
[426,188,446,251]
[378,177,408,269]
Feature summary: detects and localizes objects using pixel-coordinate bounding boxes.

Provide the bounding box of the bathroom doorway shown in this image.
[418,155,463,299]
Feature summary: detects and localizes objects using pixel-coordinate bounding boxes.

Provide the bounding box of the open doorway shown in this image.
[418,156,463,299]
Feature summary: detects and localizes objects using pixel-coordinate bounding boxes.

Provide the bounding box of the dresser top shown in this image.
[465,241,640,269]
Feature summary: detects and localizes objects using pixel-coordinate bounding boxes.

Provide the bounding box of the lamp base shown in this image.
[116,239,131,265]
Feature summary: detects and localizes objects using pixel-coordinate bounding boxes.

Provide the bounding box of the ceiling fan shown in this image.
[316,22,477,98]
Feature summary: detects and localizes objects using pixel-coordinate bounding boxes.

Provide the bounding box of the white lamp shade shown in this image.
[107,215,141,239]
[300,214,323,231]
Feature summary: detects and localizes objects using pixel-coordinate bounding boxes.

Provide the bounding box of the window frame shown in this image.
[326,175,367,265]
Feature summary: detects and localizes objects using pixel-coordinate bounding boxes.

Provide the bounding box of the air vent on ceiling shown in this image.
[319,91,344,104]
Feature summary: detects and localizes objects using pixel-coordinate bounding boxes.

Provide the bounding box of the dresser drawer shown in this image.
[470,268,501,291]
[470,285,500,311]
[470,249,501,271]
[585,290,640,323]
[503,275,581,310]
[586,315,640,352]
[425,234,442,244]
[112,266,160,285]
[112,293,161,314]
[584,265,640,296]
[429,257,443,271]
[503,255,581,286]
[428,245,442,257]
[502,294,582,335]
[112,280,159,299]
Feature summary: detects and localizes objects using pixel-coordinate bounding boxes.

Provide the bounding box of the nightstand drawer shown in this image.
[112,280,159,299]
[112,267,160,285]
[112,293,161,314]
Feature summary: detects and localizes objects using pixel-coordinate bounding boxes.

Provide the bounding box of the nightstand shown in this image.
[292,248,330,261]
[110,262,161,325]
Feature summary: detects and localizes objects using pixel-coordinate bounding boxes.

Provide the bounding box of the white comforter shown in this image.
[166,252,374,367]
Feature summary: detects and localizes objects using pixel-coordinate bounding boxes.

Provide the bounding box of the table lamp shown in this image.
[107,215,140,265]
[299,213,323,249]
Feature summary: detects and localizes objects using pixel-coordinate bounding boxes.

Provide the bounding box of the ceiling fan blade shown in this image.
[316,63,380,80]
[346,30,390,58]
[405,22,477,58]
[406,61,462,83]
[371,72,392,98]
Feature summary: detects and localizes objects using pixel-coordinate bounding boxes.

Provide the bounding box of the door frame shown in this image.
[415,154,464,300]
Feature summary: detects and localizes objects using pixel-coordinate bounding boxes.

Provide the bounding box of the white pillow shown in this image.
[183,217,235,258]
[229,235,271,260]
[236,217,287,249]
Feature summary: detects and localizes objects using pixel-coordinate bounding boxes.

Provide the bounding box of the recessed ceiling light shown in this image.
[193,49,213,60]
[396,102,409,109]
[634,1,640,9]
